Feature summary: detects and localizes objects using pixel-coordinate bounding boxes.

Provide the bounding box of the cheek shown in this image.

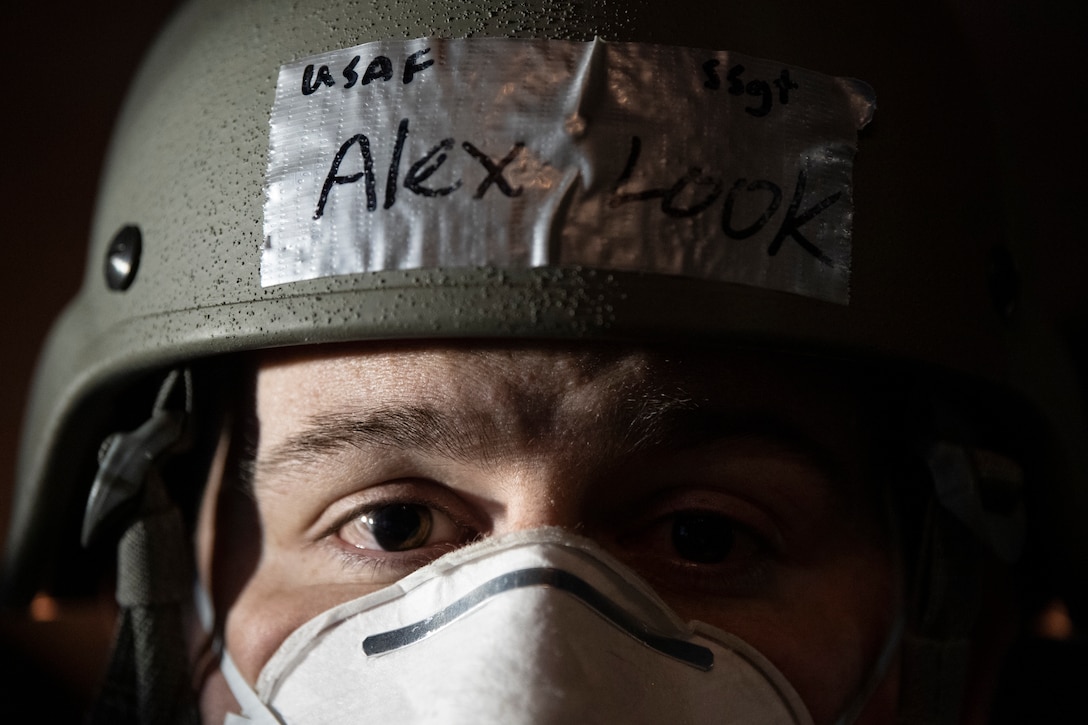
[763,560,897,724]
[223,557,382,685]
[223,566,319,686]
[667,548,897,725]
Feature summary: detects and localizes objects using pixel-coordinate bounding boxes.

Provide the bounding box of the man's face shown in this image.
[199,343,898,723]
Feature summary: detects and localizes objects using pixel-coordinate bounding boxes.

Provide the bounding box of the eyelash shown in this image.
[610,495,782,597]
[316,483,781,597]
[331,546,448,577]
[320,491,481,575]
[639,525,776,598]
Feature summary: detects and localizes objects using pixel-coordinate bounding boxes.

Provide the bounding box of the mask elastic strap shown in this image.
[190,528,279,724]
[896,486,985,724]
[84,369,200,725]
[833,595,905,725]
[196,570,283,724]
[894,391,1025,725]
[219,649,285,725]
[832,457,908,725]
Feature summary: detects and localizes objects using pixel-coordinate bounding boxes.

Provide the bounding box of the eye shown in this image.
[671,512,735,564]
[338,502,466,552]
[614,497,779,597]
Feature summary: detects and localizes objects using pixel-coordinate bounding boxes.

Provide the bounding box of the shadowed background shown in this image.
[0,1,185,717]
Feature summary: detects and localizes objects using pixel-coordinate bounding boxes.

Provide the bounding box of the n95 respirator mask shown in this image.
[219,528,814,724]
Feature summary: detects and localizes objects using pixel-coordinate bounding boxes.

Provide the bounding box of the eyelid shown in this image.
[612,492,781,598]
[309,482,484,583]
[620,487,785,553]
[313,478,488,545]
[632,442,835,545]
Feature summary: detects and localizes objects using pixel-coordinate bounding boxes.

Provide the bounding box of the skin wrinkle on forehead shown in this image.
[255,393,698,476]
[253,396,853,529]
[250,346,867,500]
[253,346,669,479]
[247,346,883,538]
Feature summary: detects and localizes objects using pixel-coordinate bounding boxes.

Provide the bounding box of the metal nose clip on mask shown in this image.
[220,529,814,724]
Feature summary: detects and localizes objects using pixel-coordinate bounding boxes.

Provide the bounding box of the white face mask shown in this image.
[219,528,814,725]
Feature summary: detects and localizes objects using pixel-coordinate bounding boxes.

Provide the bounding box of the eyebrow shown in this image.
[258,404,502,475]
[254,396,841,485]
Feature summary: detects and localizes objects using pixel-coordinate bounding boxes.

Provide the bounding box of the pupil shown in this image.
[365,504,432,551]
[672,513,734,563]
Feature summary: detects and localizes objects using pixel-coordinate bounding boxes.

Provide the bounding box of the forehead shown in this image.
[254,342,868,462]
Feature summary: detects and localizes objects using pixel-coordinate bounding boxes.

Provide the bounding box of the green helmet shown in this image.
[5,0,1085,638]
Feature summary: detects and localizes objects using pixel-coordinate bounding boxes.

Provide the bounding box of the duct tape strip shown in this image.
[262,37,875,303]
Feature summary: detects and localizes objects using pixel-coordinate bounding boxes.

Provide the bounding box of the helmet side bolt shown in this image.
[105,225,143,291]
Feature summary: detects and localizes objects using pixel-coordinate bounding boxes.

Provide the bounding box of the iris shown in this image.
[672,513,734,563]
[364,504,434,551]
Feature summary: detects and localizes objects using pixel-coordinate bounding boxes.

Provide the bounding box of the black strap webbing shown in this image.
[85,370,200,725]
[897,497,983,725]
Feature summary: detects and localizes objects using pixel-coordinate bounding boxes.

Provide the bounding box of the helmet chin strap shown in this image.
[83,369,200,725]
[834,561,905,725]
[896,432,1026,725]
[896,494,983,725]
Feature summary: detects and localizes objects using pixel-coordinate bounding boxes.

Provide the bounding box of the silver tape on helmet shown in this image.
[263,38,874,303]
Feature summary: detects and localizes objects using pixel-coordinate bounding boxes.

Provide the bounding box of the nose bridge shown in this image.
[493,456,595,534]
[474,353,637,534]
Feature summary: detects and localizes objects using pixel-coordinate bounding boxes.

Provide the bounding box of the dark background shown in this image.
[0,0,1085,719]
[0,1,187,717]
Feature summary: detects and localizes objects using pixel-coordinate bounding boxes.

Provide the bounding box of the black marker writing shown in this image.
[702,59,722,90]
[721,179,782,239]
[611,137,665,205]
[662,168,724,218]
[611,140,724,217]
[384,118,410,209]
[611,136,839,265]
[302,64,336,95]
[727,64,746,95]
[314,134,377,218]
[703,60,798,117]
[402,47,434,83]
[312,126,842,270]
[313,122,532,215]
[773,70,799,104]
[342,56,360,88]
[363,56,395,85]
[405,138,462,197]
[462,141,526,199]
[301,47,434,96]
[766,164,838,264]
[343,55,395,88]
